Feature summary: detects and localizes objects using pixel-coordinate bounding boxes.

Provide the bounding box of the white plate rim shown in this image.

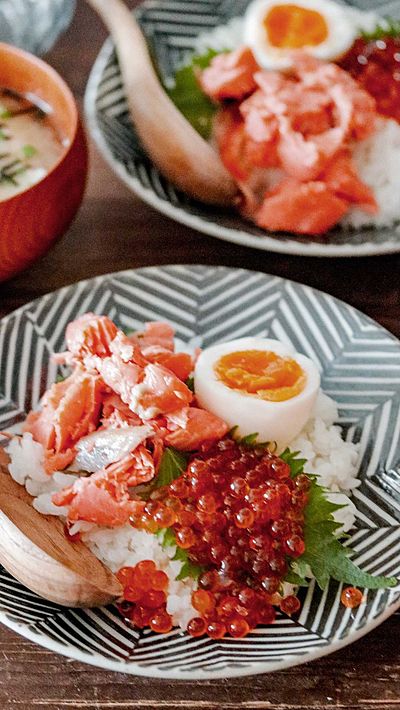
[1,594,399,680]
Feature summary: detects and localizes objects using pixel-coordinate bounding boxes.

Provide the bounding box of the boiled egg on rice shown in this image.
[244,0,359,71]
[194,337,320,451]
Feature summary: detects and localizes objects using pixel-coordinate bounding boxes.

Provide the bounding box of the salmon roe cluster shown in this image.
[128,439,309,638]
[116,560,173,633]
[339,37,400,123]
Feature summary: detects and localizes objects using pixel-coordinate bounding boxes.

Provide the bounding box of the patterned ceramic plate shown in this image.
[1,265,400,679]
[85,0,400,258]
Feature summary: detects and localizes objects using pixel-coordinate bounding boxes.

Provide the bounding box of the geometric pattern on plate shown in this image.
[0,265,399,678]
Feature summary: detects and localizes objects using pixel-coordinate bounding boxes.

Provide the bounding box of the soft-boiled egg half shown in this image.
[194,337,320,451]
[244,0,359,71]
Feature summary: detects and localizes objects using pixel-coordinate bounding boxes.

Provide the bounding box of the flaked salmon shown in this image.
[256,177,349,234]
[24,314,226,525]
[24,367,103,474]
[200,47,259,101]
[201,48,379,235]
[165,407,229,451]
[52,450,152,526]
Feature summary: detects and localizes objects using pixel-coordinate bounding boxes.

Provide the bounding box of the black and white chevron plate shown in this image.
[1,265,400,678]
[85,0,400,258]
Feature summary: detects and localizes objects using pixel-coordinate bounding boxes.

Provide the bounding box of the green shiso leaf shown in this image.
[282,451,397,590]
[152,452,202,581]
[238,432,259,446]
[137,447,189,500]
[186,375,195,393]
[230,428,272,451]
[158,527,203,581]
[158,526,176,548]
[167,48,223,139]
[154,447,189,489]
[176,561,204,582]
[280,448,308,478]
[172,546,188,562]
[361,17,400,40]
[284,569,309,587]
[285,558,310,587]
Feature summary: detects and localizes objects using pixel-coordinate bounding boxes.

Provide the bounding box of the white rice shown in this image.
[5,391,359,629]
[7,433,78,515]
[193,14,400,231]
[81,525,198,630]
[290,392,359,494]
[343,118,400,229]
[194,16,244,55]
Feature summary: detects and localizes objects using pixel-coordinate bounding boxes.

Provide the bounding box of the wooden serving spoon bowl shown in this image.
[0,449,122,607]
[86,0,238,206]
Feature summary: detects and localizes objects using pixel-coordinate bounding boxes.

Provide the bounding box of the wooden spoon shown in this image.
[0,449,122,607]
[86,0,238,206]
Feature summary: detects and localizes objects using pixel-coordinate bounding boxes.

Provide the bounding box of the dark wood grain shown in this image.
[0,2,399,708]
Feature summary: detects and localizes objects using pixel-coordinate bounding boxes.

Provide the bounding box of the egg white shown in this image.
[194,337,320,451]
[244,0,360,71]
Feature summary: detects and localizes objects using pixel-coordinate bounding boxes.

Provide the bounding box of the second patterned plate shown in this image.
[85,0,400,257]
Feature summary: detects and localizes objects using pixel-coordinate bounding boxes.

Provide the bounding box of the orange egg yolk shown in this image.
[264,4,328,49]
[215,350,306,402]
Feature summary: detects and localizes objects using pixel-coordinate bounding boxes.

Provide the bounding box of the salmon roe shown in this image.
[116,561,173,631]
[280,594,301,616]
[339,37,400,123]
[136,438,308,639]
[341,587,364,609]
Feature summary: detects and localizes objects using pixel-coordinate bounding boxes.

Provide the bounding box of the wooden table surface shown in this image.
[0,2,399,709]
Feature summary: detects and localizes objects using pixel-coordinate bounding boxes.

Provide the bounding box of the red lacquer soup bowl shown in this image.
[0,43,88,282]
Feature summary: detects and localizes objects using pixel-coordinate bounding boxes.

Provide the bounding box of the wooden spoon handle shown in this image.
[0,452,122,607]
[86,0,238,206]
